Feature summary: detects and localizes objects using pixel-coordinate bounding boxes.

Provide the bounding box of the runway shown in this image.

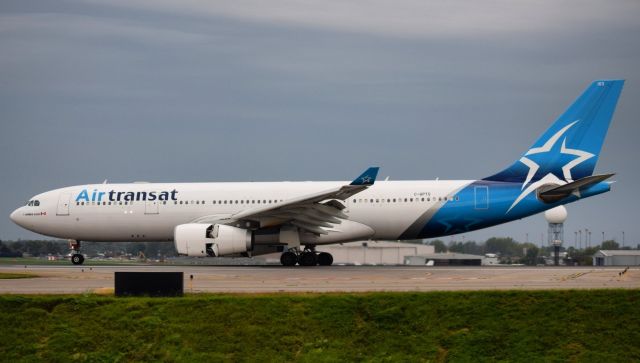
[0,265,638,294]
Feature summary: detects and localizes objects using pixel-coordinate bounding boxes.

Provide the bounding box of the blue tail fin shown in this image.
[484,80,624,184]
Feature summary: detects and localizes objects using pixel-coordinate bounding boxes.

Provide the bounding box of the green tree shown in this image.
[485,237,520,257]
[520,243,540,266]
[428,239,447,253]
[601,240,619,250]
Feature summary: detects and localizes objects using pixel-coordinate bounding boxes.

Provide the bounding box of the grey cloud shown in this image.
[0,0,638,246]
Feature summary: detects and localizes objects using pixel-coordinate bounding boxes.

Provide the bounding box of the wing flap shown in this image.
[229,167,378,234]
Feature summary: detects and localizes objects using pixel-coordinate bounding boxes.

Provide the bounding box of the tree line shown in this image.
[0,240,177,258]
[427,237,635,265]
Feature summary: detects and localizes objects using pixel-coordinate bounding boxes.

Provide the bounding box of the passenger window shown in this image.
[421,198,424,202]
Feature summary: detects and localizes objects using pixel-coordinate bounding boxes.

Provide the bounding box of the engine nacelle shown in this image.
[174,224,252,257]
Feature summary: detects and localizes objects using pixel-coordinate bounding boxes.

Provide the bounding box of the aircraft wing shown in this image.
[218,167,379,235]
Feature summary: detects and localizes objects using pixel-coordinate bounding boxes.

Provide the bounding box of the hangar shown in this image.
[258,241,435,265]
[404,253,484,266]
[316,241,435,265]
[593,250,640,266]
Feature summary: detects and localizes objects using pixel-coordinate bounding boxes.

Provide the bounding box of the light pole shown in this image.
[584,229,588,248]
[602,231,605,244]
[579,230,582,249]
[574,231,577,248]
[622,231,625,248]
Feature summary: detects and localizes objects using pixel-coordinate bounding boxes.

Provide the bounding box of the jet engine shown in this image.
[174,223,252,257]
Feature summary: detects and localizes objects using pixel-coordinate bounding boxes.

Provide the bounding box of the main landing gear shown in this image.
[280,247,333,267]
[69,240,85,265]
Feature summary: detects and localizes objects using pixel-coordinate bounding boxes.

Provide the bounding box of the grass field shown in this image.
[0,272,38,279]
[0,290,638,362]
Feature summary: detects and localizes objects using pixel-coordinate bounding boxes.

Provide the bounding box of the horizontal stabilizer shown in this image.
[538,173,615,203]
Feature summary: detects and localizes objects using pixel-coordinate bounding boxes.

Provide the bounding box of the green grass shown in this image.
[0,290,638,362]
[0,272,38,279]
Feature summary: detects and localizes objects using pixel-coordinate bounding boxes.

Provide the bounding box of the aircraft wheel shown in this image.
[317,252,333,266]
[299,251,317,266]
[280,251,298,266]
[71,254,85,265]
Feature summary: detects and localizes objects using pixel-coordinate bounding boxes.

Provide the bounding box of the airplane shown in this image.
[10,80,624,266]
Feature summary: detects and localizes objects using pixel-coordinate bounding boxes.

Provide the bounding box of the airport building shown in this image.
[316,241,435,265]
[259,241,435,265]
[593,250,640,266]
[404,253,485,266]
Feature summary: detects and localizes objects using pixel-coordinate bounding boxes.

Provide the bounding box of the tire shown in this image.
[299,252,317,266]
[71,254,84,265]
[280,251,298,266]
[317,252,333,266]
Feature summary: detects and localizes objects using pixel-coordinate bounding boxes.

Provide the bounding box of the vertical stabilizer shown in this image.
[484,80,624,184]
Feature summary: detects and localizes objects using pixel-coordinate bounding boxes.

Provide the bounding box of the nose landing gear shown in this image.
[69,240,85,265]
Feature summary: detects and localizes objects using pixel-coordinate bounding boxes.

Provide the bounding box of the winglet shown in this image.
[350,167,379,186]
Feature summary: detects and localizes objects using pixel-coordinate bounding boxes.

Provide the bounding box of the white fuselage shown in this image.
[11,180,472,244]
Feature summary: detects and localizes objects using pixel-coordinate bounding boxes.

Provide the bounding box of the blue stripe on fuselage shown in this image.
[414,180,611,239]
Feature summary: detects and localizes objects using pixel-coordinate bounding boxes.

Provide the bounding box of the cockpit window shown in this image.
[26,200,40,206]
[34,200,40,206]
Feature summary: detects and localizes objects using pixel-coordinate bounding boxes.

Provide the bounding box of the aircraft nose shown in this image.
[10,208,22,225]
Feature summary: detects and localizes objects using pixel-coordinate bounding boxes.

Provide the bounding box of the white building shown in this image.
[316,241,435,265]
[404,253,485,266]
[593,250,640,266]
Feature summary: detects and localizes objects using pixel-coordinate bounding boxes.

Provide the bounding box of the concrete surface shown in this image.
[1,265,638,294]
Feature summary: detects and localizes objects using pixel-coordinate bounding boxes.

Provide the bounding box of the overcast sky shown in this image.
[1,0,639,247]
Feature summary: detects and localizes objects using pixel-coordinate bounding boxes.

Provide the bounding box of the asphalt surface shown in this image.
[0,265,638,294]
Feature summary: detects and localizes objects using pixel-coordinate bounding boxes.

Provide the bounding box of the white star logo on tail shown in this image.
[507,120,594,213]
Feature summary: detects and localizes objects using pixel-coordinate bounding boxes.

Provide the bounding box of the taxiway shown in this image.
[0,265,638,294]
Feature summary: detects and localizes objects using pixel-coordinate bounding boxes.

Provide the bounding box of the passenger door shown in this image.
[474,186,489,210]
[56,192,71,216]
